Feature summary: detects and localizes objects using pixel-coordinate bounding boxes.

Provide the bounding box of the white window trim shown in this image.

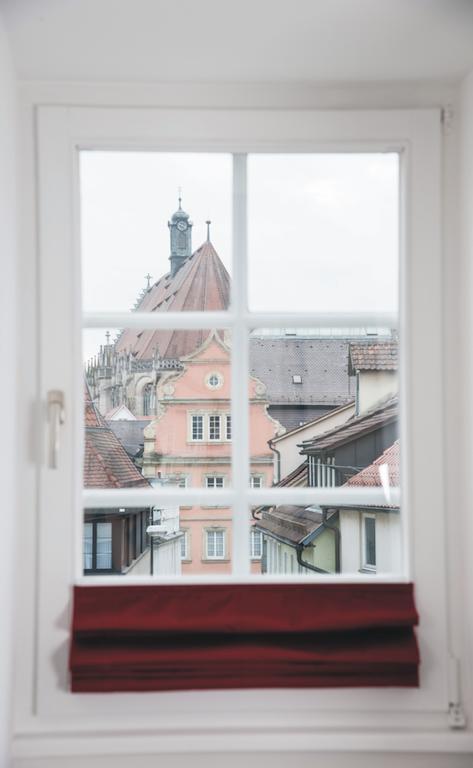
[204,528,226,560]
[361,512,377,572]
[16,103,459,750]
[179,529,189,561]
[205,475,225,489]
[189,412,204,441]
[250,527,263,559]
[225,412,232,441]
[208,413,222,441]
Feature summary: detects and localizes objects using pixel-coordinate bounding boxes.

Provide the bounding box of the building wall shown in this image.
[150,538,182,576]
[264,528,336,575]
[358,370,398,414]
[273,403,355,481]
[142,335,277,573]
[339,508,401,574]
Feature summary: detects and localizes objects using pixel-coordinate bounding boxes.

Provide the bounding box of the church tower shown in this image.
[168,195,192,277]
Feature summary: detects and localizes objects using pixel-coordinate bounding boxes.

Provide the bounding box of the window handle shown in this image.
[47,390,65,469]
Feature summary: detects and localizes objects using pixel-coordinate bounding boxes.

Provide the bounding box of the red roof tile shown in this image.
[344,440,399,488]
[116,241,230,360]
[349,341,398,372]
[84,383,149,489]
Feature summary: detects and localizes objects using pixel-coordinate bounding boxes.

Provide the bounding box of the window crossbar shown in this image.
[83,486,400,509]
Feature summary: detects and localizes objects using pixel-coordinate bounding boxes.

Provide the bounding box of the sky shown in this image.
[80,151,399,360]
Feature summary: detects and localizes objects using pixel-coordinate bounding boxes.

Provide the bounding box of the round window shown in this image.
[206,372,223,389]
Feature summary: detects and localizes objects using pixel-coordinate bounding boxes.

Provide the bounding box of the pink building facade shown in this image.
[142,332,282,574]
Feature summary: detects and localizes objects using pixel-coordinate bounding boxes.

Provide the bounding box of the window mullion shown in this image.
[231,154,250,576]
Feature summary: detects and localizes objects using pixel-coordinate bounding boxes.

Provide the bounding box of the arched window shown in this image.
[143,382,154,416]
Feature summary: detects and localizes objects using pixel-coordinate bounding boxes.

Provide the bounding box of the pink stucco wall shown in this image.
[143,333,281,574]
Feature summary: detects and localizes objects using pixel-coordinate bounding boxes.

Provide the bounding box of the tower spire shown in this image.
[168,196,193,277]
[206,220,211,242]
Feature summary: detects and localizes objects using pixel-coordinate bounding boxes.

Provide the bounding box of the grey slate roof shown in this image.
[106,420,149,459]
[249,337,356,407]
[267,405,333,432]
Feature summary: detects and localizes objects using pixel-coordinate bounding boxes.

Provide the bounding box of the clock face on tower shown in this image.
[177,221,187,232]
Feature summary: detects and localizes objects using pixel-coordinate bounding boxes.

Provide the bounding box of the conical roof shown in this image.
[116,240,230,360]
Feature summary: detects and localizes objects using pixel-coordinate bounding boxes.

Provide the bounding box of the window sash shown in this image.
[191,414,204,441]
[250,528,263,559]
[206,530,225,559]
[208,414,221,441]
[362,514,377,570]
[206,476,225,489]
[180,531,188,560]
[33,106,449,723]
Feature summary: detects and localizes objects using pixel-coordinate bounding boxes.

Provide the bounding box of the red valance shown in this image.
[69,583,419,692]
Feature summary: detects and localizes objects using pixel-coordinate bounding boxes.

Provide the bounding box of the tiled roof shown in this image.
[345,440,399,488]
[249,337,356,406]
[300,395,398,454]
[349,341,398,372]
[106,419,149,459]
[278,461,308,488]
[84,384,149,489]
[115,241,230,360]
[256,505,323,546]
[271,400,355,442]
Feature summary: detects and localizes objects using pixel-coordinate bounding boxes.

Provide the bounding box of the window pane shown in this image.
[83,522,93,571]
[250,527,263,559]
[83,328,232,488]
[364,517,377,568]
[80,152,232,313]
[248,153,399,312]
[180,531,188,560]
[83,507,235,577]
[206,529,225,559]
[96,522,112,569]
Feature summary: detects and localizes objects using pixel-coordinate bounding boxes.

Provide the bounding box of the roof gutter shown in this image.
[295,544,329,574]
[297,509,340,574]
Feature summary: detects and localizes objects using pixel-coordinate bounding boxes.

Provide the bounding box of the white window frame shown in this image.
[225,413,232,441]
[250,474,263,488]
[208,413,221,441]
[22,105,453,745]
[250,527,263,559]
[179,529,189,561]
[361,513,377,572]
[205,528,226,560]
[205,476,225,489]
[190,413,204,441]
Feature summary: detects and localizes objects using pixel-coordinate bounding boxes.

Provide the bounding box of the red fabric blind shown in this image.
[69,583,419,692]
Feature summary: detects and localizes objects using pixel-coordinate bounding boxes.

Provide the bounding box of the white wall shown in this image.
[0,9,17,767]
[358,371,397,414]
[459,69,473,723]
[339,509,400,575]
[9,79,473,766]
